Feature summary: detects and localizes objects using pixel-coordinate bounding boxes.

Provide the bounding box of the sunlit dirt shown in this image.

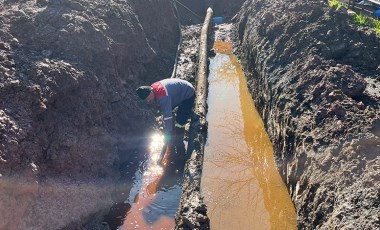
[200,41,297,230]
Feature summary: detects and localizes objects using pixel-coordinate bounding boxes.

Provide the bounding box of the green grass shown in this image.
[328,0,380,34]
[372,19,380,34]
[328,0,344,10]
[353,13,370,26]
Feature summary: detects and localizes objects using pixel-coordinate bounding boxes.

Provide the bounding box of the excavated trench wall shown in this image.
[0,0,179,229]
[234,0,380,229]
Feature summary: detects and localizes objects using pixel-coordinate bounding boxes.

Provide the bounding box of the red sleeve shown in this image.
[151,82,167,100]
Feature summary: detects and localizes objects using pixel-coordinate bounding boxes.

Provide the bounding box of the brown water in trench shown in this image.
[111,133,187,230]
[200,41,297,230]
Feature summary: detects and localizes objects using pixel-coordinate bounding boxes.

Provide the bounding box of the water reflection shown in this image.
[116,132,187,230]
[201,41,297,230]
[235,50,297,230]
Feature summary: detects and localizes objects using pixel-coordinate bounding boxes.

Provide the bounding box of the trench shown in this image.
[104,41,298,230]
[200,41,297,229]
[102,8,298,230]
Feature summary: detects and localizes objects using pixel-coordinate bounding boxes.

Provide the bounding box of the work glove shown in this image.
[175,123,186,129]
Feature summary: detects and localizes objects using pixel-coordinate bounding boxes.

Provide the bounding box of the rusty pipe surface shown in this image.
[175,7,213,230]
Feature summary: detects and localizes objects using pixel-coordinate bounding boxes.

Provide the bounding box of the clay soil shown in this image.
[0,0,179,229]
[175,0,380,229]
[1,0,380,229]
[234,0,380,229]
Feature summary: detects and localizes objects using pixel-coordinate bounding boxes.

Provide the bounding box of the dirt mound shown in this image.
[0,0,179,228]
[234,0,380,229]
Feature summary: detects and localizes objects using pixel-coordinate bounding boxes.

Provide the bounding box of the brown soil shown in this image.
[174,0,380,229]
[1,0,379,229]
[0,0,179,229]
[233,0,380,229]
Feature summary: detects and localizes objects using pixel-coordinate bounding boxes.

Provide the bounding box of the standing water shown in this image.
[111,133,186,230]
[200,41,297,229]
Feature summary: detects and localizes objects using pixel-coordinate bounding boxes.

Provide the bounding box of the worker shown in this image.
[136,78,195,146]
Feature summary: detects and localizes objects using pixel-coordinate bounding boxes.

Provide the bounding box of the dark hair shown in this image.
[135,86,152,100]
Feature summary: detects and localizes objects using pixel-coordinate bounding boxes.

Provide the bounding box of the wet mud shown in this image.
[234,0,380,229]
[1,0,379,229]
[0,0,180,228]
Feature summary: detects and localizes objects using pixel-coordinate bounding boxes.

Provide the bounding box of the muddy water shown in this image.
[108,134,186,230]
[200,41,297,230]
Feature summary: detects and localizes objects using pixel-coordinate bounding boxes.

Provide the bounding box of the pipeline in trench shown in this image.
[102,18,297,230]
[200,41,297,229]
[102,8,213,229]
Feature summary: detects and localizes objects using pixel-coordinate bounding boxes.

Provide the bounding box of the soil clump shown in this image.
[0,0,179,229]
[2,0,379,229]
[234,0,380,229]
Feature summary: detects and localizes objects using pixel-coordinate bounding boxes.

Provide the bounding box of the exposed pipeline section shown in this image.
[174,7,213,230]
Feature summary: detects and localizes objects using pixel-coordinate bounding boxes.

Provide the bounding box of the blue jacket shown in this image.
[151,78,195,133]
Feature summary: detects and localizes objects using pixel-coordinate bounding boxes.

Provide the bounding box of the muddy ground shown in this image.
[234,0,380,229]
[1,0,379,229]
[175,0,380,229]
[0,0,179,229]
